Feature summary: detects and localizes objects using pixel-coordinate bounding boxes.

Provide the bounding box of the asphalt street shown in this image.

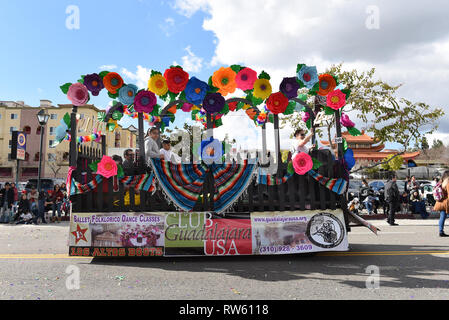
[0,219,448,300]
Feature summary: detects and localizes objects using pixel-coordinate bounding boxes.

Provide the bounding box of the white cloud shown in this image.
[159,17,176,37]
[120,65,152,89]
[98,65,117,70]
[173,46,204,73]
[172,0,449,141]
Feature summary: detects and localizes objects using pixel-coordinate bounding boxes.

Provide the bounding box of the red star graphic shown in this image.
[71,224,88,244]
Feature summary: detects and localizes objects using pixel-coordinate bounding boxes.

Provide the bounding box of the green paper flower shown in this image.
[112,110,123,121]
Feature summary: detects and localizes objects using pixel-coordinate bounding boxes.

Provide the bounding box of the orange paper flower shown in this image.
[103,72,124,94]
[212,67,237,96]
[317,74,336,96]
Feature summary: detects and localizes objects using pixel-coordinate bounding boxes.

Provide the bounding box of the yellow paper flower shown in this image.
[253,79,272,100]
[148,74,168,96]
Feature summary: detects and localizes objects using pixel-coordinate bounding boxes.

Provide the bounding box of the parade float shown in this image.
[60,63,378,258]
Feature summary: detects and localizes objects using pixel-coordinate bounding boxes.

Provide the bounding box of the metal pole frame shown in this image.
[37,126,45,193]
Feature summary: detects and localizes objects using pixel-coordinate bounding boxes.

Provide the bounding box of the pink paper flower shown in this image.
[67,83,89,106]
[301,111,310,122]
[96,156,118,179]
[292,152,313,175]
[340,113,355,128]
[181,103,193,112]
[326,89,346,110]
[235,67,258,91]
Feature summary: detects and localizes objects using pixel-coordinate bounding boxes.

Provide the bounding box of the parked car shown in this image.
[347,180,363,201]
[421,184,435,206]
[369,180,385,192]
[25,179,54,192]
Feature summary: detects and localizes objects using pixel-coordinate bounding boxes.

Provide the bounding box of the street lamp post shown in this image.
[36,109,49,193]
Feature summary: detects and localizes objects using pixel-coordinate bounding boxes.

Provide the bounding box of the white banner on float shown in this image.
[250,210,349,255]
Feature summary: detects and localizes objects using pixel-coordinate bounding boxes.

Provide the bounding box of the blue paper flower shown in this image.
[185,77,210,106]
[55,121,68,141]
[118,84,138,105]
[198,137,223,163]
[297,65,319,89]
[344,148,356,170]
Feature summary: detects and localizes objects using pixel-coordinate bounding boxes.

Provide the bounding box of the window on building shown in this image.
[48,153,56,162]
[25,152,29,162]
[62,152,69,161]
[36,126,41,135]
[34,152,40,161]
[49,140,55,148]
[50,114,57,120]
[0,167,12,177]
[23,126,31,135]
[49,127,55,135]
[8,140,11,149]
[10,114,18,120]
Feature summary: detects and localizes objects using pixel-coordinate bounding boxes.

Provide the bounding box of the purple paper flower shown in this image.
[279,77,300,99]
[340,113,355,127]
[134,90,156,113]
[203,92,225,114]
[84,73,104,96]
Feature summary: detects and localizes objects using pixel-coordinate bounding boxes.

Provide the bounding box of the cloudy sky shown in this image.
[1,0,448,151]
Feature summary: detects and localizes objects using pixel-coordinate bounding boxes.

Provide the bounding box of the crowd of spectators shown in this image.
[0,182,70,225]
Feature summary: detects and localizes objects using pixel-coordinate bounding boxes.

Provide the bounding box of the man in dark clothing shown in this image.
[385,174,400,226]
[122,149,136,176]
[0,183,14,210]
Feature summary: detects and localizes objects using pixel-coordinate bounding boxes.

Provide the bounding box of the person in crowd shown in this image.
[410,190,429,219]
[400,191,409,215]
[60,182,69,217]
[363,190,376,215]
[0,183,15,217]
[10,182,18,205]
[408,175,420,193]
[15,193,31,223]
[160,140,181,163]
[434,170,449,237]
[145,127,165,162]
[50,184,64,223]
[404,176,411,193]
[432,176,440,187]
[112,155,123,166]
[348,197,361,215]
[385,173,400,226]
[122,149,136,175]
[37,190,48,224]
[292,128,315,157]
[27,186,39,215]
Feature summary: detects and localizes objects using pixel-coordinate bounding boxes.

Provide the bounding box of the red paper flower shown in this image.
[326,89,346,110]
[96,156,118,179]
[266,92,289,114]
[292,152,313,175]
[164,67,189,94]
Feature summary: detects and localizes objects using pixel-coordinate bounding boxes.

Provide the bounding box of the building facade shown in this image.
[0,100,138,183]
[321,131,420,170]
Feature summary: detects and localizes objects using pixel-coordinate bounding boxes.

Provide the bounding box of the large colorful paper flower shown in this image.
[118,84,138,106]
[184,77,210,105]
[279,77,300,100]
[326,89,346,110]
[199,137,223,163]
[317,74,337,96]
[203,92,225,114]
[96,155,118,179]
[84,73,104,96]
[266,92,289,114]
[340,113,355,127]
[212,67,237,96]
[67,83,89,106]
[163,67,189,94]
[253,78,272,100]
[103,72,124,94]
[148,74,168,96]
[134,90,157,113]
[297,65,319,89]
[235,67,257,91]
[292,152,313,175]
[181,103,193,112]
